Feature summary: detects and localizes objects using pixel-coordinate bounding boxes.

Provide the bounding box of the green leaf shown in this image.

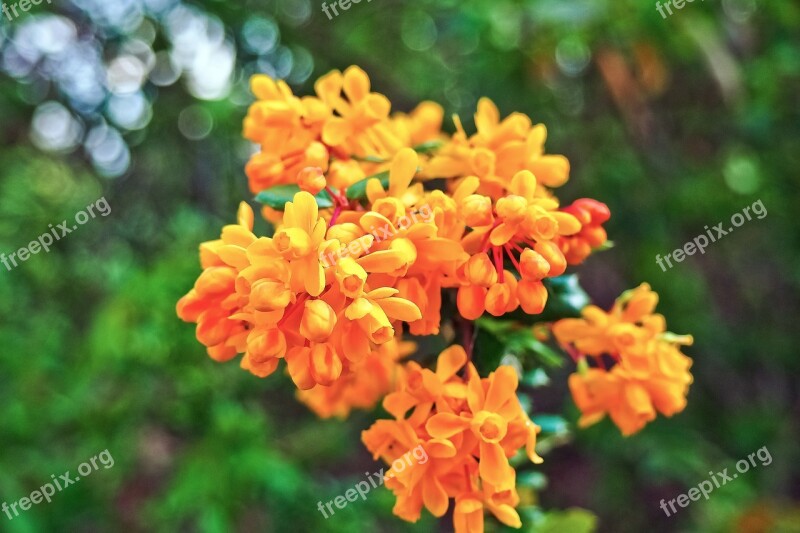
[350,154,387,163]
[345,171,389,201]
[531,414,569,435]
[507,333,564,368]
[541,274,591,318]
[412,140,444,154]
[475,316,515,335]
[531,508,598,533]
[476,317,565,368]
[523,368,551,388]
[254,185,334,209]
[517,471,548,490]
[596,240,614,251]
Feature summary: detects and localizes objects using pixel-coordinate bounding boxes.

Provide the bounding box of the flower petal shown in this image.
[425,413,470,439]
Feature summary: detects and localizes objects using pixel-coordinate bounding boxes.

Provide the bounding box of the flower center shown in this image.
[471,411,508,443]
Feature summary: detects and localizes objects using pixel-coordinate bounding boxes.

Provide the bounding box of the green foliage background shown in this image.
[0,0,798,531]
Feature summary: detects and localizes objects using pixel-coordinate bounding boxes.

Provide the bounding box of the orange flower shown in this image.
[176,202,256,363]
[297,337,415,419]
[177,191,423,389]
[452,170,588,321]
[317,66,404,159]
[362,346,541,532]
[553,284,694,435]
[426,98,571,198]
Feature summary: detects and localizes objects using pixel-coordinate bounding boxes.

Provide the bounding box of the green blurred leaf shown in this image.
[532,508,597,533]
[517,470,548,491]
[476,317,565,369]
[531,414,569,435]
[412,140,443,154]
[351,154,387,163]
[523,368,551,388]
[541,275,591,318]
[345,171,389,201]
[255,185,334,209]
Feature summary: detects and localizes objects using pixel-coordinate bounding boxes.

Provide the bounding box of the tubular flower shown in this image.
[552,284,694,435]
[362,346,541,532]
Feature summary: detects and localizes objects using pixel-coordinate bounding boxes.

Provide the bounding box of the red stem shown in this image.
[492,245,505,283]
[503,244,521,272]
[278,293,309,327]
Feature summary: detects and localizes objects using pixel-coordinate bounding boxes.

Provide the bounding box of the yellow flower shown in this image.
[317,66,404,159]
[274,191,327,296]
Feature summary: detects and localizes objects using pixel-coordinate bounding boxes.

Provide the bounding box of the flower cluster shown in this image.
[177,65,691,532]
[552,283,694,436]
[362,346,542,532]
[243,66,443,195]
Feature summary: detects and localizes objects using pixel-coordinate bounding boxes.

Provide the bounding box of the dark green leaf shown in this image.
[345,170,389,200]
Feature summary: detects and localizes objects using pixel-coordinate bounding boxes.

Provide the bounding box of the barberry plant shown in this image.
[177,66,693,532]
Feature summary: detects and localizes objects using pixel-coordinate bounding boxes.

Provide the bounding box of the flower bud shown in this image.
[461,253,498,286]
[326,223,365,245]
[297,167,326,195]
[309,344,343,386]
[496,195,528,222]
[250,279,292,312]
[457,285,487,320]
[461,194,494,227]
[518,249,550,281]
[300,299,337,342]
[517,279,548,314]
[248,328,287,362]
[485,282,515,316]
[195,267,236,296]
[534,241,567,277]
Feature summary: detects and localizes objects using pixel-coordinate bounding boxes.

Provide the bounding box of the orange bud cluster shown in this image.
[557,198,612,264]
[552,283,694,436]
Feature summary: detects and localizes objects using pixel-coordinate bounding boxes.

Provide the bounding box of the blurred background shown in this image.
[0,0,798,531]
